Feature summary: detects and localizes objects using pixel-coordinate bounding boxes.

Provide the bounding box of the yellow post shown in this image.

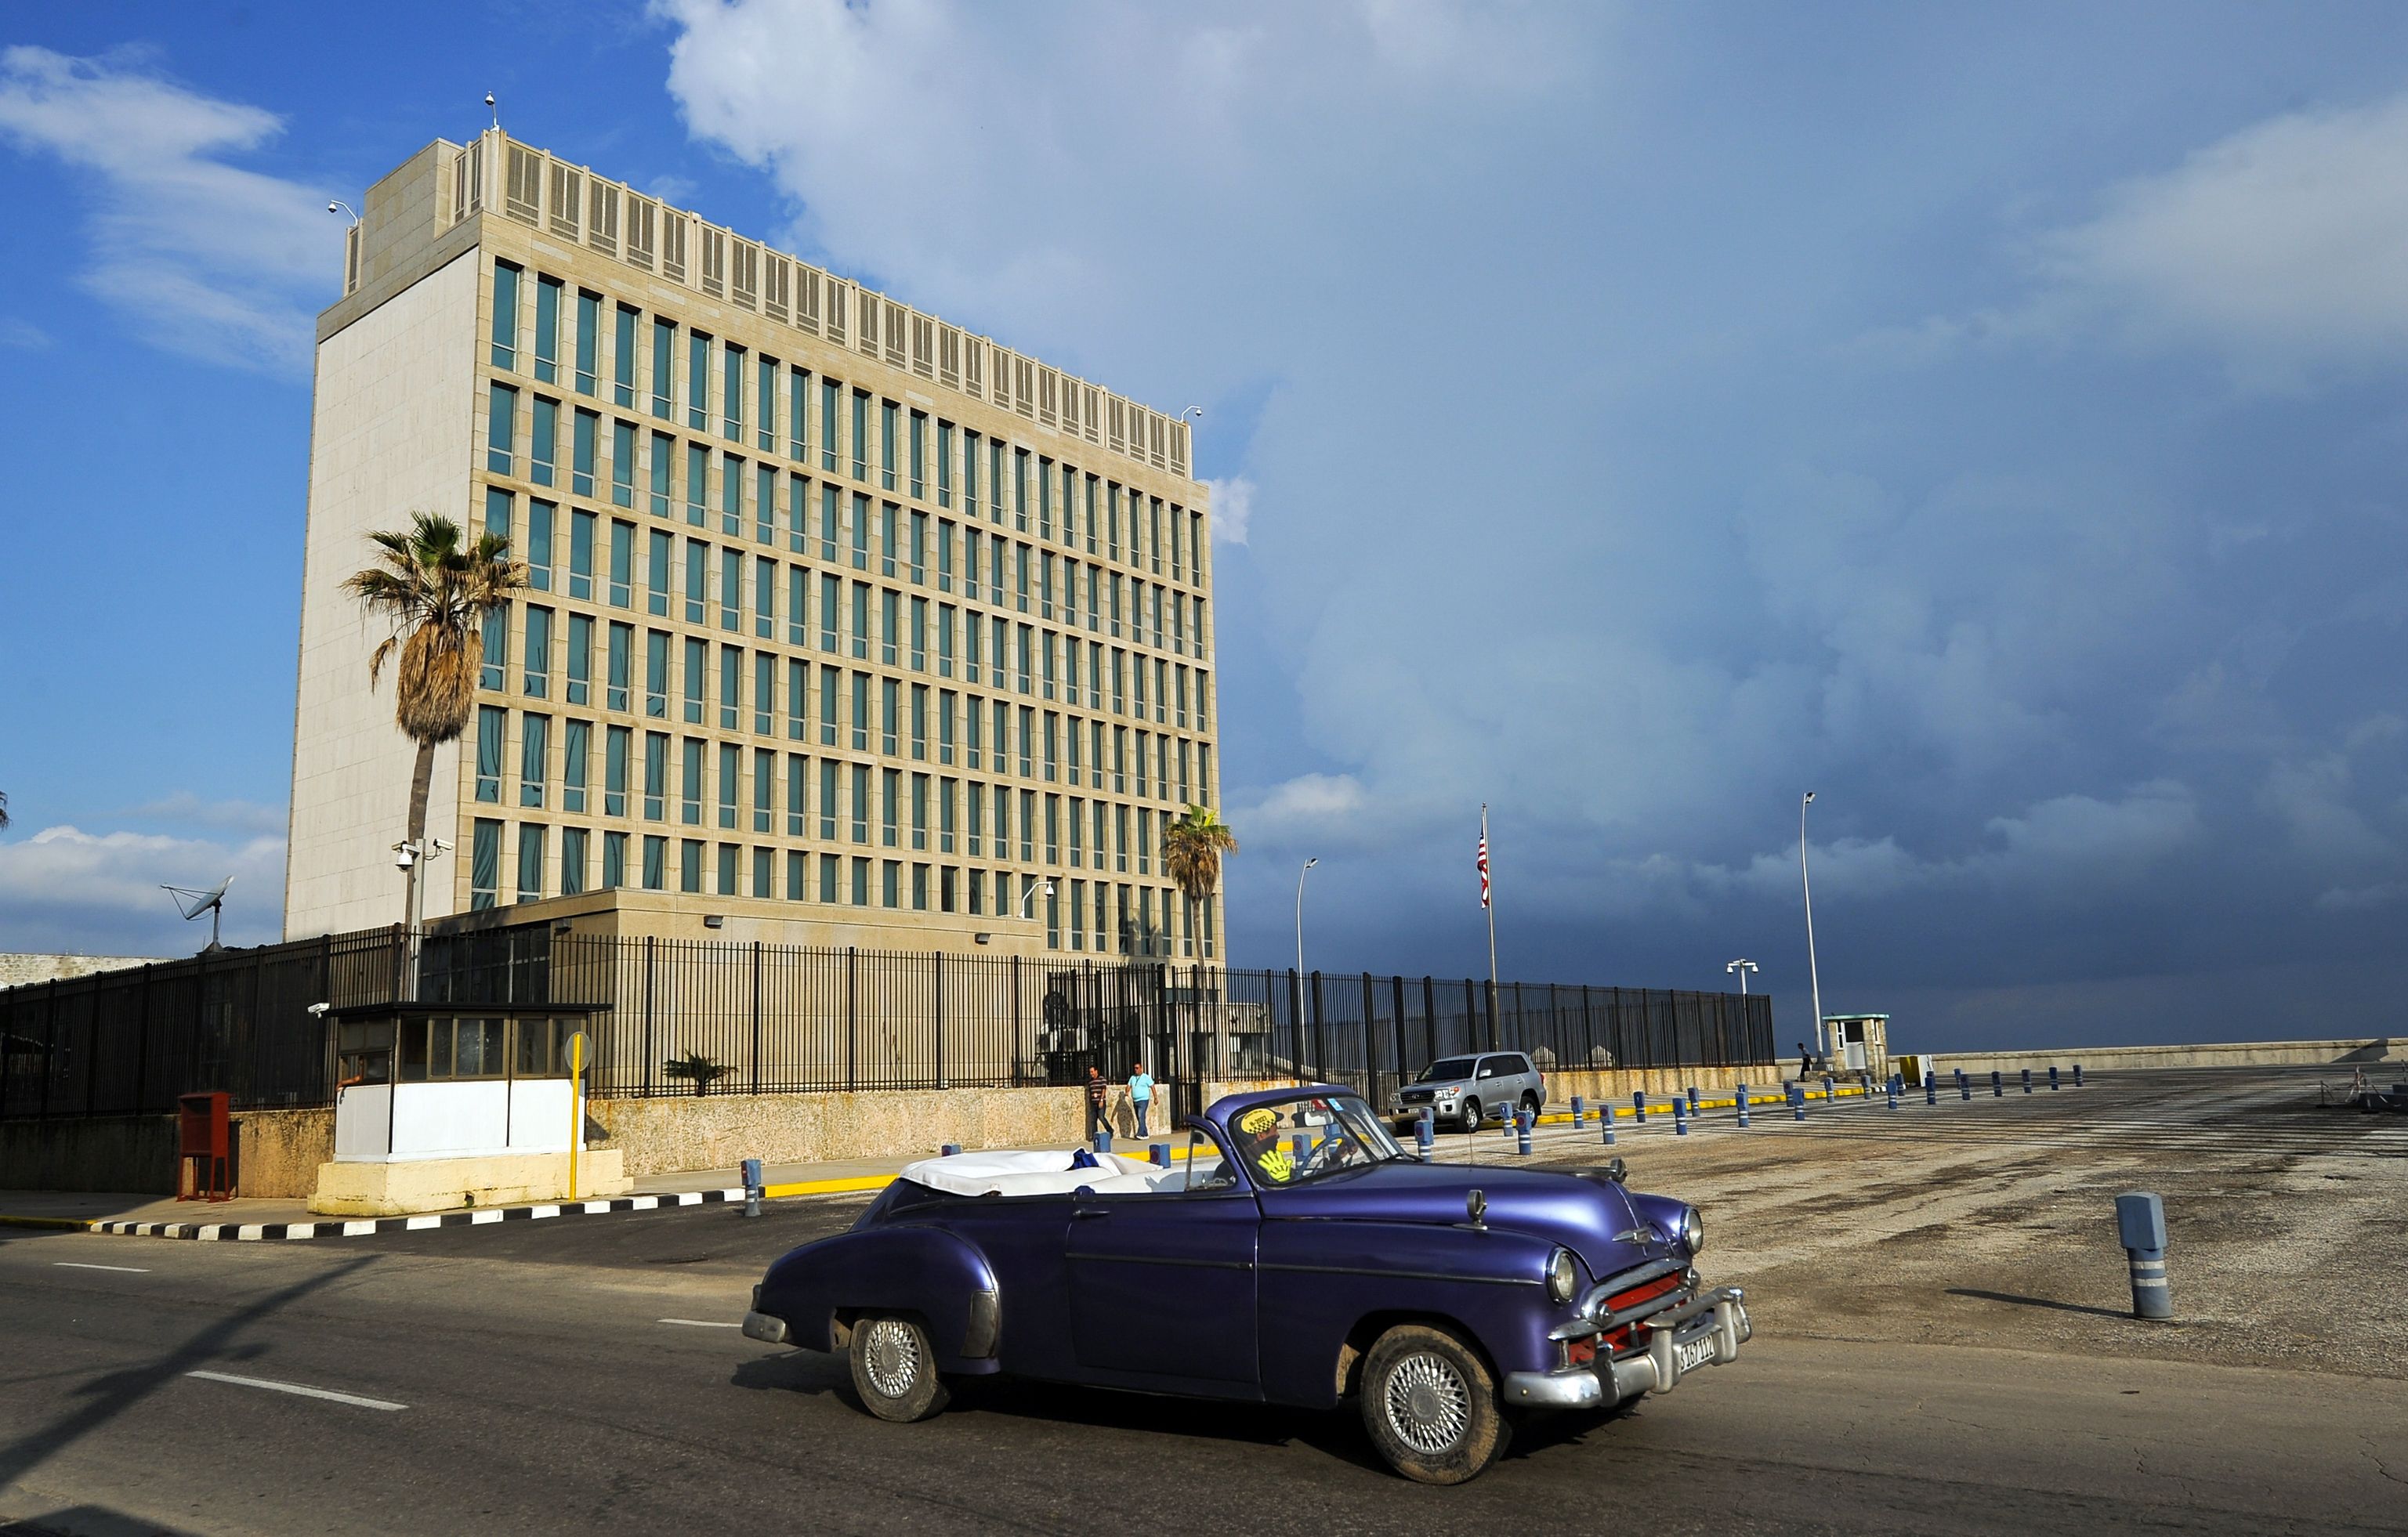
[567,1031,588,1202]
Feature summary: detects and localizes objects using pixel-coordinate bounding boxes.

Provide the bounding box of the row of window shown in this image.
[467,816,1215,957]
[480,486,1210,667]
[473,707,1206,866]
[488,259,1206,585]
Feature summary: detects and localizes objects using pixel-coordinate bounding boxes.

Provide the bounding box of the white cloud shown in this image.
[1205,476,1256,545]
[0,824,286,954]
[0,316,48,349]
[1240,772,1368,837]
[0,46,342,374]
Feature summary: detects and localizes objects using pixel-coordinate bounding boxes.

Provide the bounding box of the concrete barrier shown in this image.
[1935,1038,2403,1077]
[0,1108,333,1199]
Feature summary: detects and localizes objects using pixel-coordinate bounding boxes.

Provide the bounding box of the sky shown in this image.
[2,2,2406,1054]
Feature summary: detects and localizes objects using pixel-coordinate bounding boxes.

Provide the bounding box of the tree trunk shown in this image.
[404,737,436,923]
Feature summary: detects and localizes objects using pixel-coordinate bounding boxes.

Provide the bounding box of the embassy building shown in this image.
[284,130,1221,960]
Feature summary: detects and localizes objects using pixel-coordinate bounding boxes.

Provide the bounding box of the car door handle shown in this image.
[1073,1208,1111,1220]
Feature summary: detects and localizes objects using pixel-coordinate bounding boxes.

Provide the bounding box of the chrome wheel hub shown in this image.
[861,1318,922,1399]
[1385,1351,1470,1456]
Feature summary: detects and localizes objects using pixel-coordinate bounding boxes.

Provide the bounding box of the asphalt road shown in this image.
[1,1068,2401,1536]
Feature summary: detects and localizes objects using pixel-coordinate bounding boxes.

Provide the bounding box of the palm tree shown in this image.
[1161,805,1239,962]
[0,790,9,830]
[342,512,526,931]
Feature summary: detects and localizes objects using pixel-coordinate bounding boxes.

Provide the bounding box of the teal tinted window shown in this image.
[613,305,637,407]
[520,711,549,805]
[525,501,554,590]
[574,290,599,394]
[650,319,673,418]
[490,262,520,369]
[528,396,557,486]
[471,819,502,909]
[612,420,635,508]
[486,383,517,474]
[474,706,505,802]
[533,277,560,383]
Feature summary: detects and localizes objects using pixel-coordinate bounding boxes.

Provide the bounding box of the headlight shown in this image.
[1546,1247,1577,1304]
[1681,1207,1706,1254]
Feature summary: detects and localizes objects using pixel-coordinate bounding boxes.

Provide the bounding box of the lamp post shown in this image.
[1295,858,1318,981]
[1725,958,1757,995]
[1800,792,1825,1071]
[1019,877,1055,919]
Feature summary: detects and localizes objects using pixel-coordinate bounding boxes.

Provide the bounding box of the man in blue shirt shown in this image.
[1127,1062,1155,1139]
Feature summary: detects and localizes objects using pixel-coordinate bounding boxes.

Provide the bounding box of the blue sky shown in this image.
[4,2,2406,1052]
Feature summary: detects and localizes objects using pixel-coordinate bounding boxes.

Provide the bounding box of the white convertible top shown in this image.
[897,1148,1185,1198]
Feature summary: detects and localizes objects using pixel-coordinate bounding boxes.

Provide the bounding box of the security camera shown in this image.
[327,201,339,214]
[430,837,453,856]
[485,92,496,108]
[306,1002,331,1018]
[393,841,417,869]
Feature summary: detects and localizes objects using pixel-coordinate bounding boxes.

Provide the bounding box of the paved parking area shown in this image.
[0,1067,2399,1535]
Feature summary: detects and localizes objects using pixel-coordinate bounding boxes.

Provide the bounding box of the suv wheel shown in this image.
[849,1313,951,1423]
[1458,1097,1482,1133]
[1520,1090,1541,1117]
[1360,1322,1509,1484]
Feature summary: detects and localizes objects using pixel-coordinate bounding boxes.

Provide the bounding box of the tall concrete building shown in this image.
[286,131,1221,960]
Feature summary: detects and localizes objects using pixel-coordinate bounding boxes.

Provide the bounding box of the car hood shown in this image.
[1256,1159,1671,1279]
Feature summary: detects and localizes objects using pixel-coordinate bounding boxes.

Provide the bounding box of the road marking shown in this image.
[54,1261,150,1274]
[657,1318,742,1328]
[186,1370,407,1412]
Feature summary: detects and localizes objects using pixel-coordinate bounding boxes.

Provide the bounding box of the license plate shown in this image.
[1674,1335,1717,1374]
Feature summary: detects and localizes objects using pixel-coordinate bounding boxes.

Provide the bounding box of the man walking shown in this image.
[1084,1066,1109,1142]
[1128,1061,1155,1140]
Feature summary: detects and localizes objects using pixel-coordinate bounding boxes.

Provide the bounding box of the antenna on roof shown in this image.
[164,877,232,953]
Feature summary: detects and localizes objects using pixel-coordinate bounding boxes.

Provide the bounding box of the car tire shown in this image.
[849,1313,951,1423]
[1459,1097,1482,1134]
[1360,1323,1509,1485]
[1520,1090,1540,1117]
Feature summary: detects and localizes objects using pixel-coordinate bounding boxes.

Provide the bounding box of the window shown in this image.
[688,331,711,430]
[820,377,840,473]
[721,452,744,537]
[719,742,740,829]
[721,547,742,631]
[820,760,839,840]
[611,421,636,508]
[790,365,809,461]
[683,636,705,722]
[758,354,778,454]
[722,342,745,441]
[646,631,670,721]
[963,429,981,517]
[609,520,634,608]
[757,464,778,547]
[881,502,899,578]
[788,566,808,648]
[529,396,557,486]
[852,855,871,906]
[646,530,672,617]
[603,830,627,888]
[786,657,806,741]
[643,834,666,889]
[685,539,708,624]
[851,671,871,751]
[565,613,591,705]
[520,712,549,806]
[850,764,871,844]
[570,290,595,397]
[788,848,807,900]
[563,718,589,813]
[471,819,502,909]
[882,400,899,490]
[786,752,806,837]
[613,305,638,407]
[475,706,505,802]
[682,838,704,893]
[605,724,630,817]
[572,409,597,497]
[568,510,596,600]
[937,421,953,507]
[487,382,517,474]
[644,732,668,820]
[720,644,741,730]
[881,677,900,755]
[820,483,841,562]
[686,442,708,526]
[533,277,560,383]
[820,663,839,745]
[882,767,900,847]
[526,500,555,590]
[756,555,778,640]
[607,621,632,712]
[562,826,588,895]
[682,737,705,825]
[852,390,869,481]
[523,605,552,696]
[788,472,809,554]
[650,432,673,518]
[491,261,521,369]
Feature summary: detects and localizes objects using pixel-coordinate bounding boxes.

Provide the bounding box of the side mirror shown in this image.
[1466,1188,1487,1228]
[1605,1157,1628,1184]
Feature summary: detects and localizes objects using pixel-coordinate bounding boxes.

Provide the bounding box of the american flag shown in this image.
[1478,813,1491,910]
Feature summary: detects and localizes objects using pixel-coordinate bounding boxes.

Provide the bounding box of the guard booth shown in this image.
[313,1002,630,1215]
[1823,1014,1892,1079]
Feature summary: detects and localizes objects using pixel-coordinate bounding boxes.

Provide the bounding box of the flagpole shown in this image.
[1482,804,1498,1051]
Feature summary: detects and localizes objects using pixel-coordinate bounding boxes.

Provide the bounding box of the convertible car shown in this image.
[742,1085,1749,1484]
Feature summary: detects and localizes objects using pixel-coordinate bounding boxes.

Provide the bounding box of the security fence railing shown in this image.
[0,920,1772,1125]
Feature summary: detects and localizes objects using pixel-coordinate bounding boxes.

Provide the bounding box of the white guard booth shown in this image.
[312,1005,630,1216]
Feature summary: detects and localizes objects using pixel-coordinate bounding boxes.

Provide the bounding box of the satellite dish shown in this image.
[164,877,232,953]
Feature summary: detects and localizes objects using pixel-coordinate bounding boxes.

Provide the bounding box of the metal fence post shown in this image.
[934,952,947,1090]
[40,980,57,1119]
[849,947,861,1092]
[750,940,764,1095]
[1423,976,1437,1064]
[1310,971,1327,1085]
[1392,975,1409,1087]
[642,935,657,1095]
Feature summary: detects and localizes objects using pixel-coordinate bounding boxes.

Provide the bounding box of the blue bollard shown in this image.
[1957,1069,1971,1101]
[1736,1083,1751,1128]
[1515,1110,1534,1155]
[940,1143,961,1157]
[1634,1090,1647,1124]
[1149,1143,1171,1169]
[1925,1072,1937,1105]
[1672,1098,1688,1137]
[1991,1070,2004,1098]
[1687,1085,1700,1116]
[2049,1065,2061,1091]
[2116,1192,2174,1320]
[1886,1076,1899,1109]
[1602,1121,1618,1146]
[1414,1117,1434,1162]
[1790,1083,1806,1122]
[1095,1130,1113,1155]
[1570,1095,1586,1128]
[741,1156,764,1219]
[1290,1133,1309,1165]
[1821,1074,1834,1105]
[2022,1068,2033,1094]
[2074,1063,2085,1087]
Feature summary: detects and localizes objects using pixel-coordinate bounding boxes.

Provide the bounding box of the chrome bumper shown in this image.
[742,1310,791,1344]
[1503,1289,1750,1409]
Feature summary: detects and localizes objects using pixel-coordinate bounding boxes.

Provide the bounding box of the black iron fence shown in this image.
[1,920,1772,1123]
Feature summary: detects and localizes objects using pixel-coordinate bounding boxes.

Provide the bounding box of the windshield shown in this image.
[1418,1057,1479,1083]
[1224,1093,1407,1186]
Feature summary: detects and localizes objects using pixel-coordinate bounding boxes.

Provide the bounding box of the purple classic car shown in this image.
[741,1085,1749,1484]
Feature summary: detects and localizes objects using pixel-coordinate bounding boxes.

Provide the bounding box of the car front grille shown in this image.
[1400,1089,1435,1103]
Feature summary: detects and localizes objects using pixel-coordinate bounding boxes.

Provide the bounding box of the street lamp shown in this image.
[1725,958,1758,996]
[1800,792,1825,1070]
[1295,858,1318,981]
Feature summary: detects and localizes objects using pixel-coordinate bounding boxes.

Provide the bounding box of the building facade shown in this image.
[286,131,1221,960]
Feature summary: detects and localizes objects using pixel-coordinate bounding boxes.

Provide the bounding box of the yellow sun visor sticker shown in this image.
[1236,1107,1278,1136]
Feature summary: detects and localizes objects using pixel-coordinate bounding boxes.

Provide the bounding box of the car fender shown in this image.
[758,1224,1001,1372]
[1255,1217,1573,1409]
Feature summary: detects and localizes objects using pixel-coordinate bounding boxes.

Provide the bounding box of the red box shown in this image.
[176,1091,231,1202]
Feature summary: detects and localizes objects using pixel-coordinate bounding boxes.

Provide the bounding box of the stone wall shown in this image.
[1933,1038,2404,1077]
[0,953,167,988]
[0,1108,333,1198]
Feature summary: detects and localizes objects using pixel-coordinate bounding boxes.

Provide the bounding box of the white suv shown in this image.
[1392,1052,1545,1133]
